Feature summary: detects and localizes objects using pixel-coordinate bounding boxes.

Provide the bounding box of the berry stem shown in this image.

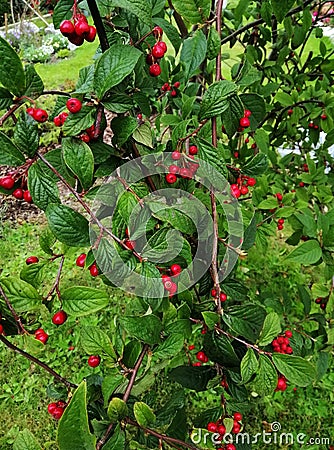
[215,325,272,356]
[0,334,77,389]
[0,283,27,334]
[86,0,109,53]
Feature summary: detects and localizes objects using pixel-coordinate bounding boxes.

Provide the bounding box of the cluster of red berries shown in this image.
[27,107,48,123]
[276,375,288,392]
[53,111,68,127]
[207,412,243,447]
[161,264,182,297]
[161,81,180,97]
[302,163,309,172]
[315,297,327,310]
[276,192,283,203]
[165,145,199,184]
[47,400,67,420]
[60,13,96,46]
[277,218,285,231]
[0,175,33,203]
[272,330,293,354]
[230,175,256,199]
[308,121,319,130]
[146,26,166,77]
[76,253,99,277]
[193,350,209,366]
[211,288,228,303]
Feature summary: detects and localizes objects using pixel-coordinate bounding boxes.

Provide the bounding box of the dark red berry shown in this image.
[179,168,192,178]
[220,292,227,302]
[0,176,15,190]
[156,41,167,53]
[152,43,166,59]
[80,134,90,143]
[196,351,208,362]
[26,107,35,116]
[169,165,179,174]
[287,109,293,116]
[66,98,82,114]
[170,264,182,276]
[207,422,218,433]
[76,253,86,268]
[52,407,64,420]
[239,117,250,128]
[244,109,252,117]
[59,112,68,124]
[47,403,58,415]
[26,256,39,265]
[149,63,161,77]
[171,151,181,160]
[170,89,177,97]
[188,344,195,350]
[35,331,49,344]
[276,193,283,201]
[240,185,249,195]
[285,330,293,338]
[52,310,67,326]
[234,412,242,421]
[12,188,23,199]
[60,20,75,36]
[53,116,62,127]
[33,108,48,123]
[321,114,327,120]
[23,190,33,203]
[89,263,99,277]
[0,324,4,334]
[85,26,97,42]
[74,20,90,36]
[125,240,136,251]
[173,81,180,88]
[88,355,100,367]
[247,178,256,186]
[189,145,198,155]
[166,173,177,184]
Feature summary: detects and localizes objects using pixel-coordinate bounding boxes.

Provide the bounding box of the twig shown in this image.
[86,0,109,53]
[44,255,65,301]
[0,334,77,389]
[131,142,157,192]
[0,283,26,334]
[0,104,21,126]
[167,0,188,37]
[215,325,272,355]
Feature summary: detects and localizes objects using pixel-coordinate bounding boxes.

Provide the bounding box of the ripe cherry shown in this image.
[68,33,85,46]
[170,89,177,97]
[59,112,68,124]
[240,185,249,195]
[220,292,227,302]
[125,240,136,251]
[152,43,166,59]
[174,81,180,88]
[76,253,86,268]
[217,424,226,435]
[152,26,163,38]
[0,176,15,190]
[0,324,4,334]
[75,20,90,37]
[167,281,178,296]
[60,20,75,36]
[13,188,23,200]
[211,288,217,297]
[207,422,218,433]
[226,444,236,450]
[244,109,252,117]
[86,26,97,42]
[149,63,161,77]
[188,344,195,351]
[57,400,67,409]
[88,355,101,367]
[53,116,62,127]
[234,412,242,421]
[196,351,208,362]
[33,108,48,123]
[169,165,179,174]
[23,190,33,203]
[47,403,58,415]
[171,151,181,160]
[166,173,177,184]
[321,114,327,120]
[285,330,293,338]
[277,224,284,230]
[26,256,39,265]
[52,310,67,326]
[276,377,287,391]
[89,263,99,277]
[239,117,250,128]
[80,134,90,143]
[276,192,283,202]
[52,406,64,420]
[189,145,198,155]
[232,423,241,433]
[26,107,35,116]
[66,98,82,113]
[170,264,182,276]
[287,109,293,116]
[35,330,48,344]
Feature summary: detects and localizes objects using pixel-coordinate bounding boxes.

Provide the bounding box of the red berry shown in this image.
[162,274,172,286]
[52,310,67,326]
[75,20,90,37]
[321,114,327,120]
[189,145,198,155]
[52,406,64,420]
[188,344,195,350]
[36,331,49,344]
[60,20,75,36]
[171,151,181,160]
[149,63,161,77]
[0,324,4,334]
[276,193,283,201]
[66,98,82,114]
[251,143,257,149]
[287,109,293,116]
[196,351,207,362]
[47,403,58,415]
[125,240,136,251]
[244,109,252,117]
[170,264,182,276]
[57,400,67,409]
[179,168,192,179]
[217,424,226,435]
[193,362,201,366]
[245,137,250,143]
[146,53,154,65]
[53,116,62,127]
[26,107,35,116]
[76,253,86,267]
[0,176,15,190]
[68,32,85,46]
[286,346,293,354]
[277,224,284,230]
[226,445,236,450]
[299,181,305,187]
[88,355,101,367]
[285,330,293,338]
[85,26,97,42]
[137,113,143,120]
[320,303,326,310]
[35,328,45,337]
[170,89,177,97]
[156,41,167,54]
[152,43,166,59]
[239,117,250,128]
[26,256,39,265]
[173,81,180,88]
[220,292,227,302]
[278,218,285,224]
[207,422,218,433]
[240,185,249,195]
[234,412,242,421]
[59,112,68,124]
[234,151,239,158]
[276,377,287,391]
[211,288,217,297]
[80,134,90,143]
[169,165,179,174]
[166,281,178,295]
[308,122,314,128]
[152,26,163,38]
[33,108,48,123]
[89,263,99,277]
[23,190,33,203]
[315,297,322,304]
[232,423,241,433]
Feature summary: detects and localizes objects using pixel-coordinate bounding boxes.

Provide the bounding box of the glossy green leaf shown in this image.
[80,326,116,359]
[0,131,25,166]
[258,312,282,346]
[110,0,152,25]
[24,64,44,98]
[0,36,25,96]
[134,402,156,427]
[199,80,237,120]
[62,106,95,137]
[285,240,322,265]
[172,0,211,23]
[14,112,39,157]
[120,315,162,345]
[252,354,277,395]
[107,398,128,422]
[28,164,60,210]
[240,348,258,384]
[0,277,42,312]
[62,287,109,316]
[13,429,42,450]
[62,138,94,190]
[180,30,207,80]
[272,354,316,386]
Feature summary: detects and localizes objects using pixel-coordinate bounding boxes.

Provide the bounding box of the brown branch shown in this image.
[44,255,65,301]
[167,0,188,37]
[0,104,21,127]
[0,334,77,389]
[215,325,272,356]
[0,283,26,334]
[126,418,200,450]
[215,0,224,81]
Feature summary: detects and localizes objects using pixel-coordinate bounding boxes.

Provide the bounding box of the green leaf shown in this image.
[20,263,45,289]
[0,131,25,166]
[275,91,293,106]
[199,80,237,120]
[141,228,184,262]
[273,354,316,386]
[76,65,95,94]
[0,277,42,312]
[14,112,39,157]
[62,138,94,190]
[133,122,153,148]
[0,87,13,110]
[62,106,95,137]
[240,348,258,384]
[107,398,128,422]
[111,116,138,147]
[254,129,269,154]
[39,227,57,255]
[240,93,266,128]
[120,315,162,345]
[180,30,207,80]
[236,60,262,86]
[271,0,295,22]
[24,64,44,98]
[148,201,197,235]
[207,26,221,60]
[221,94,245,138]
[297,285,312,316]
[242,214,258,250]
[258,312,281,346]
[62,286,109,316]
[153,18,181,53]
[57,381,96,450]
[13,429,42,450]
[154,334,184,359]
[202,311,219,330]
[80,326,116,359]
[53,0,76,28]
[285,240,322,265]
[46,204,90,247]
[94,44,141,99]
[257,197,279,209]
[103,425,125,450]
[172,0,211,23]
[242,154,269,176]
[110,0,152,25]
[203,331,240,369]
[102,372,125,407]
[28,164,60,211]
[252,354,277,396]
[134,402,156,427]
[223,304,266,343]
[169,366,216,391]
[0,36,25,96]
